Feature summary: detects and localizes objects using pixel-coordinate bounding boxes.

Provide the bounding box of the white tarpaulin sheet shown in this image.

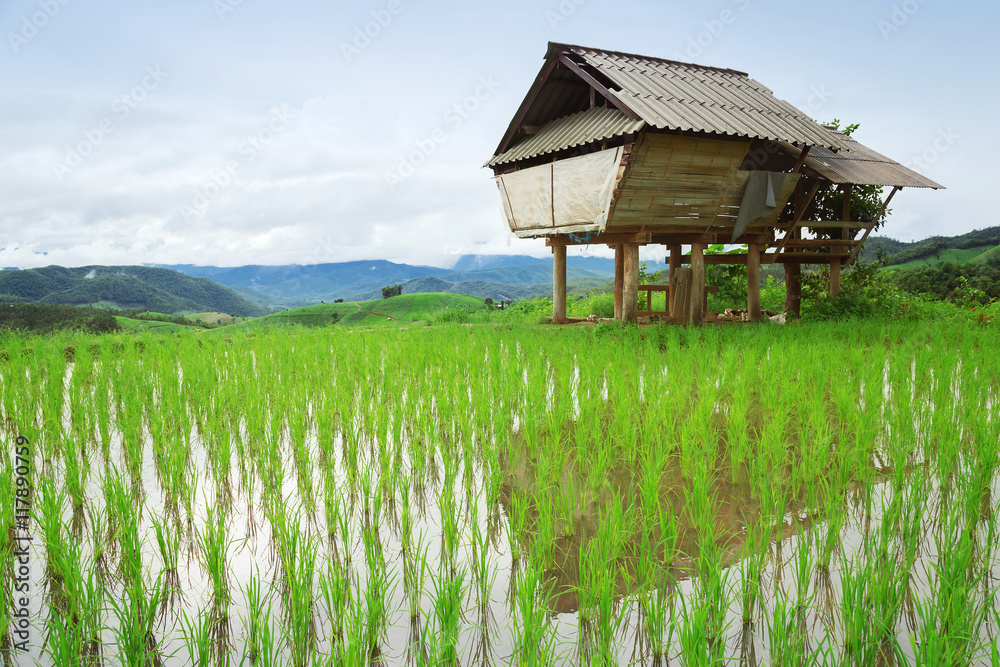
[495,146,623,236]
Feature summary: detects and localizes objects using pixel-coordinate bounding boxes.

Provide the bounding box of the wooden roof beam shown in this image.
[771,180,821,255]
[545,232,651,246]
[555,53,642,121]
[789,144,811,173]
[494,57,560,157]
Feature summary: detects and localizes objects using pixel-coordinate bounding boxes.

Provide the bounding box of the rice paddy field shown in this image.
[1,318,999,666]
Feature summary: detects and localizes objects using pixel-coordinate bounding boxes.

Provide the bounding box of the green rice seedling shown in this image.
[911,497,993,664]
[512,562,556,667]
[179,606,215,667]
[789,531,815,644]
[398,473,413,553]
[35,477,68,604]
[319,552,352,650]
[686,462,729,646]
[150,515,182,620]
[108,572,167,665]
[403,531,430,621]
[241,573,282,667]
[43,536,106,667]
[428,567,466,666]
[554,469,582,540]
[765,583,826,667]
[199,503,232,610]
[738,514,770,628]
[675,589,727,666]
[839,556,882,667]
[578,501,630,666]
[469,501,496,615]
[283,529,318,667]
[360,522,394,660]
[63,436,88,536]
[341,588,372,667]
[636,536,672,663]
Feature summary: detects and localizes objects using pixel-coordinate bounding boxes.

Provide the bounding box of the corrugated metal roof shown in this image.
[776,129,945,189]
[564,45,849,152]
[486,107,644,167]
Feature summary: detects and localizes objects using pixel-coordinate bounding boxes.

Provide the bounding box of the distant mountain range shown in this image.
[28,230,999,317]
[156,255,668,307]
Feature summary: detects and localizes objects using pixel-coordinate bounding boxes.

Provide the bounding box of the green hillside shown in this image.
[114,316,193,334]
[890,246,1000,270]
[864,226,1000,267]
[348,275,610,301]
[0,265,270,316]
[222,293,487,331]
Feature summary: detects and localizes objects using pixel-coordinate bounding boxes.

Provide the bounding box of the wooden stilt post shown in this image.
[614,244,624,320]
[690,243,705,325]
[785,262,801,317]
[668,244,681,317]
[552,244,567,324]
[830,185,850,297]
[747,243,761,321]
[622,243,639,323]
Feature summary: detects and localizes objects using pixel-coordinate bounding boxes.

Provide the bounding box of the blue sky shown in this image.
[0,0,993,269]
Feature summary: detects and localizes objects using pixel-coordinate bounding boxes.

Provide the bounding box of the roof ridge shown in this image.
[547,41,750,78]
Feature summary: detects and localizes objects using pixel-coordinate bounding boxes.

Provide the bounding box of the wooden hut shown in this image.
[486,43,943,323]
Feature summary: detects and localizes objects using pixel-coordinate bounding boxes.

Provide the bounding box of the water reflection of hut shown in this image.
[486,43,943,324]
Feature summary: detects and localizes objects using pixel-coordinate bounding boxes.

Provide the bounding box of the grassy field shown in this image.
[187,312,242,325]
[890,245,1000,270]
[222,293,487,330]
[1,318,998,665]
[114,316,191,334]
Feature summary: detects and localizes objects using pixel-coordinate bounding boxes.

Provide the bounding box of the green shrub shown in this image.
[568,292,614,319]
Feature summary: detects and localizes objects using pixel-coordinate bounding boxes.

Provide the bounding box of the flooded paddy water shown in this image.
[0,320,998,665]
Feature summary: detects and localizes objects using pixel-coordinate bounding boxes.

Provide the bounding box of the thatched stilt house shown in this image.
[486,43,943,323]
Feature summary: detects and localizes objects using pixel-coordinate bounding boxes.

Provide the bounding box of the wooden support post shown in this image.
[668,244,681,316]
[747,243,761,321]
[552,245,567,324]
[830,185,850,296]
[829,256,842,296]
[785,262,801,317]
[690,243,705,325]
[622,243,639,323]
[613,244,624,320]
[673,268,693,323]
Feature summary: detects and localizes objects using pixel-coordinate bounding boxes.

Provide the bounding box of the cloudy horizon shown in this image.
[1,0,993,270]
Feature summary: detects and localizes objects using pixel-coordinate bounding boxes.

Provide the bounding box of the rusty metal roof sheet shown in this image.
[562,44,849,152]
[486,107,644,167]
[777,129,945,189]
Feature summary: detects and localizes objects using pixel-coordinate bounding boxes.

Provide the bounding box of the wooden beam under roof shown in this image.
[545,232,651,246]
[771,180,821,255]
[494,57,560,158]
[556,53,642,121]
